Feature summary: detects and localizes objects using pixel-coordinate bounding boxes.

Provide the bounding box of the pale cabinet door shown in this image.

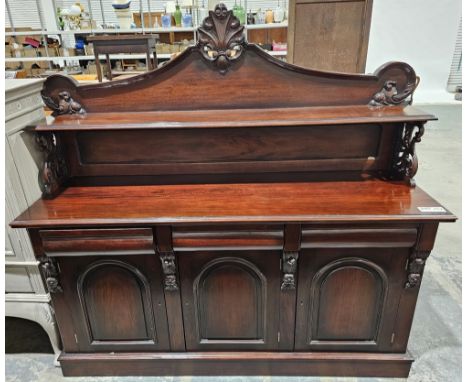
[295,247,409,352]
[178,250,281,351]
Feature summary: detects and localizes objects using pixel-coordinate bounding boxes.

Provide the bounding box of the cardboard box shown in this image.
[5,69,28,78]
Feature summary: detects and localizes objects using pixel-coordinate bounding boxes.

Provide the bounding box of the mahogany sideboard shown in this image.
[11,4,456,378]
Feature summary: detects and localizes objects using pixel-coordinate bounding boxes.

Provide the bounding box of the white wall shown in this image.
[366,0,462,103]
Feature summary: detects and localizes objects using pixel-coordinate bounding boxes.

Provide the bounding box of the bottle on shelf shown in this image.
[161,5,172,28]
[233,0,239,19]
[247,9,255,25]
[182,9,193,27]
[237,2,246,24]
[174,1,183,27]
[265,9,274,24]
[198,0,208,24]
[255,9,266,24]
[274,0,285,23]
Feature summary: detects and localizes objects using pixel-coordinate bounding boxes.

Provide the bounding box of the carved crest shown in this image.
[197,3,246,74]
[369,77,420,107]
[42,90,85,117]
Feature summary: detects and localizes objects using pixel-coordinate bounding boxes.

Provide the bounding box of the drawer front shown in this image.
[39,228,155,256]
[172,224,284,251]
[301,227,418,248]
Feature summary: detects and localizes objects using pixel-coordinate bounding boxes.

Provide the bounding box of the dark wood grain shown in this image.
[178,250,281,350]
[154,226,186,351]
[11,8,455,378]
[57,254,170,352]
[12,181,455,228]
[40,228,155,256]
[40,46,419,113]
[58,351,413,377]
[295,247,409,352]
[38,105,436,131]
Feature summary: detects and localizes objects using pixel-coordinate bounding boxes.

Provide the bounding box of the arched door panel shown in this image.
[295,248,408,352]
[58,255,170,352]
[178,251,281,350]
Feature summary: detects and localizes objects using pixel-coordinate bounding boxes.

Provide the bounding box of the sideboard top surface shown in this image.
[12,180,455,228]
[38,105,436,131]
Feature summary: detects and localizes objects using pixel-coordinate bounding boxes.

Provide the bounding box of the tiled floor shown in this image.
[5,104,462,382]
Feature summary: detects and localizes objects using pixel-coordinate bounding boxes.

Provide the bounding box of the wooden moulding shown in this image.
[58,351,413,377]
[39,4,421,114]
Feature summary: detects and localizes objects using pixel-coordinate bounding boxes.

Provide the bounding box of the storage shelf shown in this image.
[245,21,288,30]
[6,50,286,63]
[5,22,288,37]
[6,27,196,36]
[6,53,173,62]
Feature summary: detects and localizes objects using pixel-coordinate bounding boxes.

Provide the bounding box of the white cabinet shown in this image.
[5,79,61,363]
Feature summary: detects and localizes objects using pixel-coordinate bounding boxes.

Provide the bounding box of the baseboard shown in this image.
[59,351,413,377]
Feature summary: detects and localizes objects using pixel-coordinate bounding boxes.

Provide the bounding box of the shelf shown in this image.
[6,50,284,62]
[11,180,455,228]
[6,27,196,37]
[6,53,173,62]
[245,21,288,30]
[5,22,287,37]
[268,51,287,56]
[40,106,436,131]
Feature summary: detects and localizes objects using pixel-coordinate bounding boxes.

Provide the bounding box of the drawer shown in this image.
[172,224,284,251]
[39,228,155,256]
[301,227,418,248]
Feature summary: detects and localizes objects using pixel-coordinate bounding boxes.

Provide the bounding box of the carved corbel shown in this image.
[160,251,179,291]
[36,132,69,198]
[197,3,246,74]
[41,90,85,117]
[40,257,63,294]
[405,250,430,289]
[391,122,425,187]
[281,251,299,290]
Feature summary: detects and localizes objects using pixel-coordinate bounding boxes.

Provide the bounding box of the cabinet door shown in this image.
[295,247,408,352]
[178,251,281,350]
[57,254,170,352]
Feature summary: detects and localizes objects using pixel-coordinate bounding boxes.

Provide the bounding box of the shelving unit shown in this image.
[5,0,289,77]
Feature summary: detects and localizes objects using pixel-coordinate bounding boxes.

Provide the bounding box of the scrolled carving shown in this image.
[160,251,179,291]
[197,3,246,74]
[391,122,425,187]
[40,258,63,294]
[369,77,420,107]
[42,90,85,117]
[36,132,69,198]
[281,251,299,291]
[405,250,430,289]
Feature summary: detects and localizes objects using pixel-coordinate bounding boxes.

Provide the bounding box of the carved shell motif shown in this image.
[198,3,246,74]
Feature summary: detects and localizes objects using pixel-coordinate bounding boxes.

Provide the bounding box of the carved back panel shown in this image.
[41,4,418,114]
